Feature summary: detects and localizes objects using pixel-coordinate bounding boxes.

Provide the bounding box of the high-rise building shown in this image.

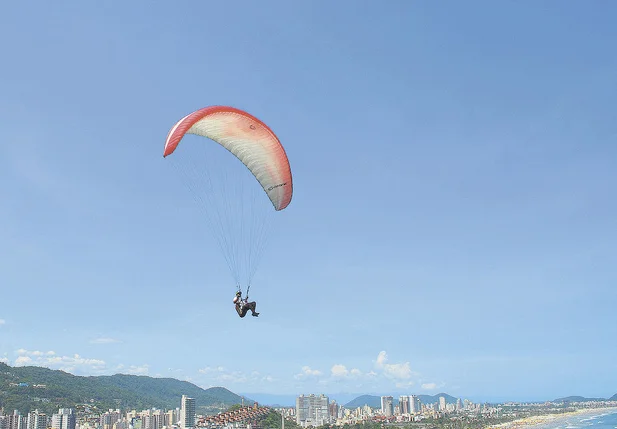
[26,410,46,429]
[131,417,143,429]
[141,410,152,429]
[180,395,195,429]
[380,397,393,417]
[7,411,25,429]
[5,410,20,429]
[398,396,410,415]
[464,399,472,410]
[52,409,76,429]
[328,401,339,420]
[152,410,165,429]
[410,395,421,414]
[139,409,164,429]
[296,394,329,427]
[439,396,446,411]
[165,410,177,427]
[100,410,122,429]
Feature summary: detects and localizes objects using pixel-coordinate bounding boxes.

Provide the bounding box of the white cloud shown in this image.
[331,364,348,377]
[15,356,32,366]
[9,349,147,376]
[421,382,439,390]
[0,319,5,326]
[90,337,121,344]
[374,351,413,380]
[113,364,150,375]
[44,354,107,374]
[303,366,322,376]
[295,351,424,391]
[0,357,8,364]
[118,364,149,375]
[331,365,363,379]
[294,365,322,380]
[384,362,412,380]
[199,366,226,374]
[198,366,274,387]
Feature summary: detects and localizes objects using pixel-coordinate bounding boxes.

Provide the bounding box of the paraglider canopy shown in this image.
[164,105,293,211]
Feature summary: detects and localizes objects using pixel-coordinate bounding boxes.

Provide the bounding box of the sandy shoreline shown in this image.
[486,407,617,429]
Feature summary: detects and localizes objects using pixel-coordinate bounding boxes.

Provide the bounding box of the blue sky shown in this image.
[1,0,616,404]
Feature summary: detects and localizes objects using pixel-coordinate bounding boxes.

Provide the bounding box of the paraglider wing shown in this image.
[164,106,293,211]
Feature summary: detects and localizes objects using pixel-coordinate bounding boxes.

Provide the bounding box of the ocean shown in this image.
[532,409,617,429]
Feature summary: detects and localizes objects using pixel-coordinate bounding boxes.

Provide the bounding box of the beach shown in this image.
[486,407,617,429]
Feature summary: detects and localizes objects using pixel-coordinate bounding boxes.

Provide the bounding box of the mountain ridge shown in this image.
[344,393,459,408]
[552,395,611,403]
[2,363,615,412]
[0,362,251,414]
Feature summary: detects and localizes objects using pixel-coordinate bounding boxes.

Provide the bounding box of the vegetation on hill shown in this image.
[552,396,608,403]
[0,363,248,415]
[260,410,301,429]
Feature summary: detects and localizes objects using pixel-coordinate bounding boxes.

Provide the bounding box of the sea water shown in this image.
[532,409,617,429]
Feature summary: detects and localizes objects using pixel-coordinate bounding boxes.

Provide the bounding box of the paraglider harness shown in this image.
[234,287,258,318]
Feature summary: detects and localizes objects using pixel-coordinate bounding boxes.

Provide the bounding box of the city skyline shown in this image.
[2,0,617,403]
[1,360,615,407]
[3,392,614,429]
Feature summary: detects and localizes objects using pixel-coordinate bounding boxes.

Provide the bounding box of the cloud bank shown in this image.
[7,349,148,376]
[198,366,274,388]
[292,351,441,392]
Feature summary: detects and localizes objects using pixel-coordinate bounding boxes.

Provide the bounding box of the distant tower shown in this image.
[180,395,195,429]
[7,411,25,429]
[296,394,329,426]
[52,409,76,429]
[410,396,421,413]
[328,401,339,420]
[26,410,46,429]
[380,397,393,417]
[439,396,446,411]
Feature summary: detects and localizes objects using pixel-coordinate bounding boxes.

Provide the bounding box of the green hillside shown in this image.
[0,363,251,415]
[552,396,607,403]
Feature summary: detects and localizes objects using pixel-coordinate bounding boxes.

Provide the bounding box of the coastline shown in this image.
[486,407,617,429]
